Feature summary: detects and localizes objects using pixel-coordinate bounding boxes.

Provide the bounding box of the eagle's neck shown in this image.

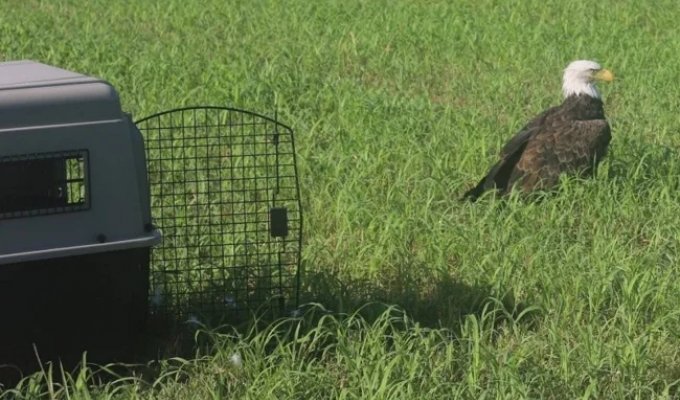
[562,94,605,120]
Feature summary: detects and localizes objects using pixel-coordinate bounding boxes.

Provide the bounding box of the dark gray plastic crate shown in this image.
[0,60,161,376]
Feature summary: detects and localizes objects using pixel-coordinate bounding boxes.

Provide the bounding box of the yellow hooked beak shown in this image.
[593,68,614,82]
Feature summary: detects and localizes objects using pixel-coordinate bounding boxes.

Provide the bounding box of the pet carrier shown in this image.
[0,60,161,370]
[0,60,303,378]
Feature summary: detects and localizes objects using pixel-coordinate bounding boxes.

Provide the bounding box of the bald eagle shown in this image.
[462,60,614,201]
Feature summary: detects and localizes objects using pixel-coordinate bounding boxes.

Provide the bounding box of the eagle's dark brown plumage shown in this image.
[462,60,613,201]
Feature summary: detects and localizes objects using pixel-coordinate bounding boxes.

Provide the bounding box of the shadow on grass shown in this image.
[298,262,540,333]
[108,261,541,386]
[0,259,541,390]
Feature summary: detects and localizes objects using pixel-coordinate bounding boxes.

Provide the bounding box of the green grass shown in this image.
[3,0,680,398]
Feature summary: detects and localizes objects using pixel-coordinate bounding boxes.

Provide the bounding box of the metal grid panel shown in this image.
[136,107,302,321]
[0,150,89,219]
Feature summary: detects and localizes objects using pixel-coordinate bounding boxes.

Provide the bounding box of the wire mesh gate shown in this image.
[135,107,302,322]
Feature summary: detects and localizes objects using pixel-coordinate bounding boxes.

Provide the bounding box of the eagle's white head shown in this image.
[562,60,614,99]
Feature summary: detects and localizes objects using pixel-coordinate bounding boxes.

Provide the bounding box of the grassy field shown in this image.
[3,0,680,398]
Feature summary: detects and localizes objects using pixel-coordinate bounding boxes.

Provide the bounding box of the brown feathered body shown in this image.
[463,94,611,201]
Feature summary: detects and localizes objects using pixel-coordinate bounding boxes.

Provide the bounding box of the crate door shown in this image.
[135,107,302,321]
